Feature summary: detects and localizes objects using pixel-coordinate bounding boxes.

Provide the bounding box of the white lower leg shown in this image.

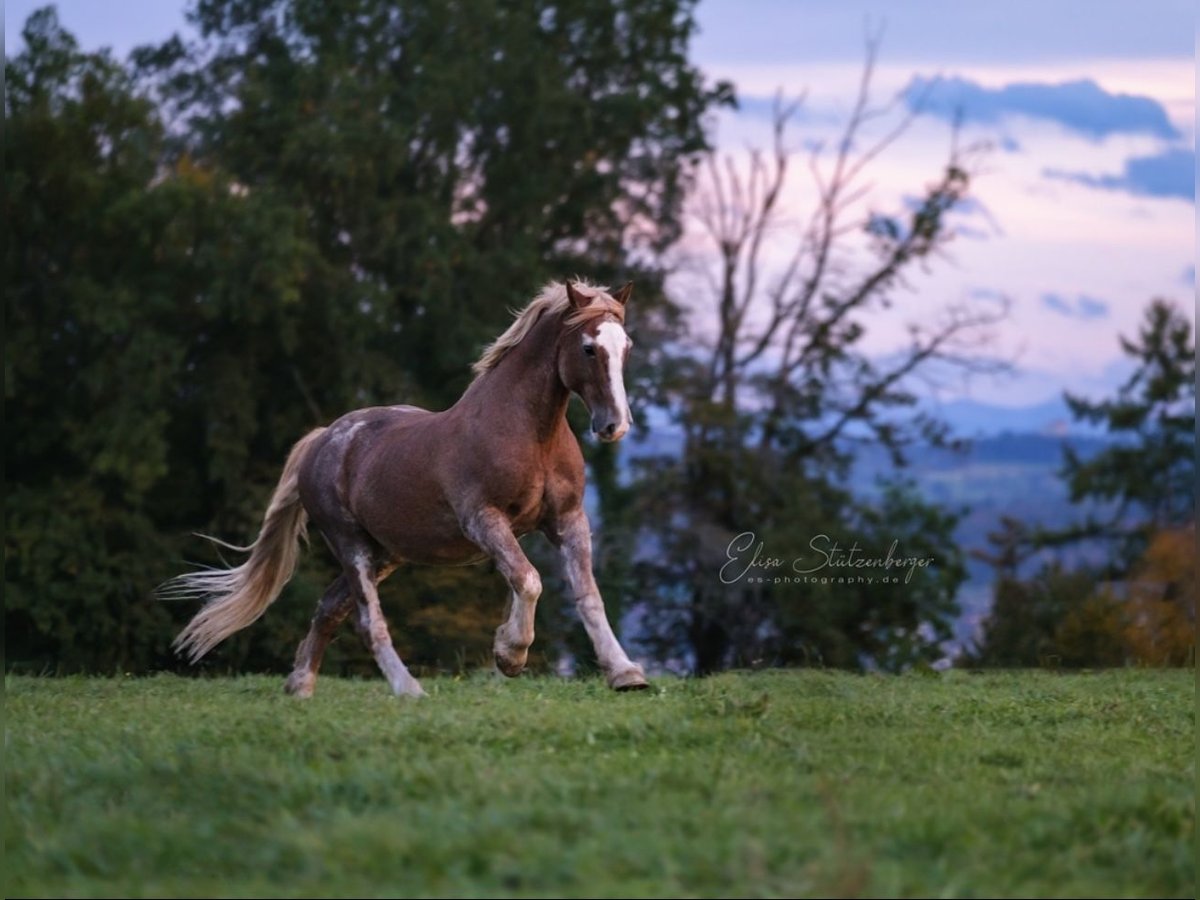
[558,515,645,687]
[575,593,638,674]
[494,569,540,675]
[354,564,425,698]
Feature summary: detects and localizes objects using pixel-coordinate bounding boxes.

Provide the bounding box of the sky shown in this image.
[7,0,1196,413]
[683,0,1195,410]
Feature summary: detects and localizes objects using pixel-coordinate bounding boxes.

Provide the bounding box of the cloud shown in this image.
[953,225,992,241]
[1182,265,1195,286]
[1040,293,1110,320]
[905,76,1180,141]
[1043,148,1195,201]
[969,288,1008,303]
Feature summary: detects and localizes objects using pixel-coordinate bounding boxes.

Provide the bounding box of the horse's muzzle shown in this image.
[593,419,629,442]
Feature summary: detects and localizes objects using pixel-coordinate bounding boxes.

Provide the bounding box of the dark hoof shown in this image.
[494,651,526,678]
[608,667,650,691]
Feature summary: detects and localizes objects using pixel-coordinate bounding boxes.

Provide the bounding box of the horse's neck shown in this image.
[459,316,570,444]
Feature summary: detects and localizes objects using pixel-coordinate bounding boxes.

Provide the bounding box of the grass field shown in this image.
[5,670,1193,898]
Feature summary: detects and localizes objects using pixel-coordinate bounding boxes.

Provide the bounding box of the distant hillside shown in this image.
[851,432,1111,579]
[925,396,1095,437]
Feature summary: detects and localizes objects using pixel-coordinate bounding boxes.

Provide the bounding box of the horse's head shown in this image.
[558,281,633,443]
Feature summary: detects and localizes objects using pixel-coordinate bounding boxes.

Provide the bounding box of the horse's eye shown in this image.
[583,344,597,357]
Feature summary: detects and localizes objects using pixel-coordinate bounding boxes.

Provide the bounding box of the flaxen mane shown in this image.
[472,280,625,377]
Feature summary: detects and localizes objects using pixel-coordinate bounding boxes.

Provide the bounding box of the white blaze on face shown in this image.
[595,320,631,439]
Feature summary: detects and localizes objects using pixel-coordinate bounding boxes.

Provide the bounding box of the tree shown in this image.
[961,565,1106,668]
[5,10,277,670]
[626,40,1006,672]
[5,2,730,674]
[964,298,1196,668]
[964,525,1195,668]
[136,0,732,673]
[1119,525,1195,667]
[1050,298,1195,570]
[137,0,730,405]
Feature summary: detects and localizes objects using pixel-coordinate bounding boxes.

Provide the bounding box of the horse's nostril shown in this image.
[601,423,616,438]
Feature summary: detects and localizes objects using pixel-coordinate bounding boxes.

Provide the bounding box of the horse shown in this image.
[162,280,649,697]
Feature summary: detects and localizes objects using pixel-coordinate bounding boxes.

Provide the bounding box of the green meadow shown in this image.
[5,670,1192,898]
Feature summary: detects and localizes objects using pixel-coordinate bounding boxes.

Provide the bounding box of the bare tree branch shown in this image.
[679,37,1012,471]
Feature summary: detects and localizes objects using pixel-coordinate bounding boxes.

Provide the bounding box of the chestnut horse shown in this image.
[164,280,648,696]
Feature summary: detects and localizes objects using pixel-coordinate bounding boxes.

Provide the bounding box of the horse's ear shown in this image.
[566,281,589,309]
[612,281,633,306]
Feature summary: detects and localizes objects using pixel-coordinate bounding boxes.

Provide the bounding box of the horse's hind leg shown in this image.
[346,556,427,698]
[284,575,354,698]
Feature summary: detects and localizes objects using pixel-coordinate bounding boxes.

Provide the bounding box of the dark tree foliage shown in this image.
[5,3,729,674]
[631,450,967,672]
[965,298,1196,668]
[1051,298,1195,569]
[139,0,728,404]
[961,566,1122,668]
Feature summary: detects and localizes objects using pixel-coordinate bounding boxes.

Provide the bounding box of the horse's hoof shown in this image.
[494,651,526,678]
[283,673,315,698]
[608,667,650,691]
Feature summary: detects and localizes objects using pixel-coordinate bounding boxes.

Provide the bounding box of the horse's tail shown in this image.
[164,427,328,663]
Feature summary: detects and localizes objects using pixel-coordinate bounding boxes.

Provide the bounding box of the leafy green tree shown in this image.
[965,298,1195,668]
[4,10,177,671]
[964,526,1195,669]
[138,0,729,404]
[633,452,966,671]
[962,565,1116,667]
[138,0,729,673]
[1052,298,1195,569]
[5,2,729,674]
[5,8,359,672]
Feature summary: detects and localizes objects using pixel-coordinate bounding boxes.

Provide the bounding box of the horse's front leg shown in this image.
[553,510,648,691]
[464,508,541,677]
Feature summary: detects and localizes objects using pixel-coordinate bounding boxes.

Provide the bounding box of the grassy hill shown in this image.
[5,670,1192,898]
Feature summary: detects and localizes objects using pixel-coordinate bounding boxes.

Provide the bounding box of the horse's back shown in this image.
[299,404,485,565]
